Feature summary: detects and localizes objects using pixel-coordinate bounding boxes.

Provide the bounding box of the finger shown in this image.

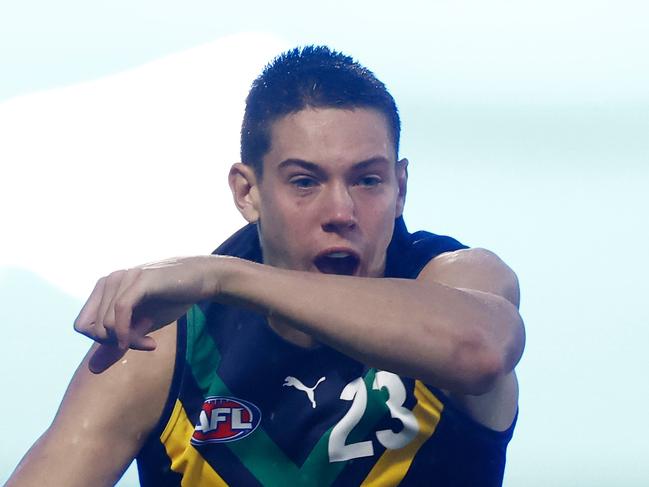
[74,276,107,337]
[75,278,114,343]
[96,270,127,345]
[106,269,143,349]
[129,335,157,351]
[113,277,159,351]
[88,343,127,374]
[130,316,158,351]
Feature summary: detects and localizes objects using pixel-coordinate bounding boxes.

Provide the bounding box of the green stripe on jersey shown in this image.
[185,305,300,484]
[185,305,221,393]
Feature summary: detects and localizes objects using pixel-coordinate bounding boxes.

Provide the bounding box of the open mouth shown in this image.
[314,251,360,276]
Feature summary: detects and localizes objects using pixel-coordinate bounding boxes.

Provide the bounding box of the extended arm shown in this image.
[217,247,524,395]
[74,247,524,398]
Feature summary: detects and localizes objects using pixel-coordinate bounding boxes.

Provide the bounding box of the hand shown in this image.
[74,256,219,373]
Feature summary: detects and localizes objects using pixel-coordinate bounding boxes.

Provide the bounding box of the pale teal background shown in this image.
[1,1,648,485]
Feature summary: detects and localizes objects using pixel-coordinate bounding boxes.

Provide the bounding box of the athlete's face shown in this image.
[243,107,407,277]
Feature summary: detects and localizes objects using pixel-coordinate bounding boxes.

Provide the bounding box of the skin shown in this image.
[7,107,524,486]
[230,107,408,346]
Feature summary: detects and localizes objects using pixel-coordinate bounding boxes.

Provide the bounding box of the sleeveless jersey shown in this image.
[136,217,517,486]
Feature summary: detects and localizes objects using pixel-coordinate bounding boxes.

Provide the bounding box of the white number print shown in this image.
[328,377,374,462]
[373,371,419,450]
[328,372,419,463]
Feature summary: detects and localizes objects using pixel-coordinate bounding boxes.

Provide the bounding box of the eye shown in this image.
[357,175,382,188]
[290,176,318,190]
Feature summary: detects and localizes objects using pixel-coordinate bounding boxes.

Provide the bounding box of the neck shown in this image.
[267,316,319,349]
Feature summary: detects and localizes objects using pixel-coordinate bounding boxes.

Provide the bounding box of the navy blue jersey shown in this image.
[137,217,516,486]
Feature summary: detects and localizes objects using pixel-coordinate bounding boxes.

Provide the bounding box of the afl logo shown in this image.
[191,396,262,445]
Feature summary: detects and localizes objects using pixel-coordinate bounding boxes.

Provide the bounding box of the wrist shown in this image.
[203,255,245,301]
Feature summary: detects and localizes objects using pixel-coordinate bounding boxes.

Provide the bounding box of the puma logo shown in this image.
[283,376,326,408]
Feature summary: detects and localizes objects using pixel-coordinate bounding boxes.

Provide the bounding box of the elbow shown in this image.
[452,302,525,395]
[452,345,504,395]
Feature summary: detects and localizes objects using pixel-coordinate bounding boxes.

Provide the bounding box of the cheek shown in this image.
[361,205,397,254]
[260,199,311,251]
[269,193,317,228]
[359,197,398,229]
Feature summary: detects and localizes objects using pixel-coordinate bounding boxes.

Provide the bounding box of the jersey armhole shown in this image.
[429,385,519,442]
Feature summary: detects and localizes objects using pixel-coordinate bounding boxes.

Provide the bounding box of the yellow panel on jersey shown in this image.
[360,381,444,487]
[161,399,229,487]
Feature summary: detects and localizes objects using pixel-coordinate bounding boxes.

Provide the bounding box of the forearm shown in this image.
[213,257,524,394]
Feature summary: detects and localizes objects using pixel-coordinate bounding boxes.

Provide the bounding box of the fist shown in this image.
[74,256,220,372]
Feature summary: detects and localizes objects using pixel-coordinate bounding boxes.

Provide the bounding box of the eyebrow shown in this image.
[277,158,321,173]
[277,156,392,173]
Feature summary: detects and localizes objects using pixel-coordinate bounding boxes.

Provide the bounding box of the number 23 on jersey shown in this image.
[329,371,419,463]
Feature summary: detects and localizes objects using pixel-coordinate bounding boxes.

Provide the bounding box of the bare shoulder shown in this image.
[420,248,523,432]
[7,323,177,487]
[420,247,520,307]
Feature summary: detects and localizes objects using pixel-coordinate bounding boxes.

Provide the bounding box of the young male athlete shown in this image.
[8,46,525,486]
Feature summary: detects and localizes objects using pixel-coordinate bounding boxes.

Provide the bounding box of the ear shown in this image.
[228,163,261,223]
[395,158,408,217]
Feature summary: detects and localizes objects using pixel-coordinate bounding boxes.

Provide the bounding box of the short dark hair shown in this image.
[240,45,400,175]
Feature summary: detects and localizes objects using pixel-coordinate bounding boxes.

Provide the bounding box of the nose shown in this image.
[321,182,357,233]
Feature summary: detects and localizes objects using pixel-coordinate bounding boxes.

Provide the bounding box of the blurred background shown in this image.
[1,1,648,485]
